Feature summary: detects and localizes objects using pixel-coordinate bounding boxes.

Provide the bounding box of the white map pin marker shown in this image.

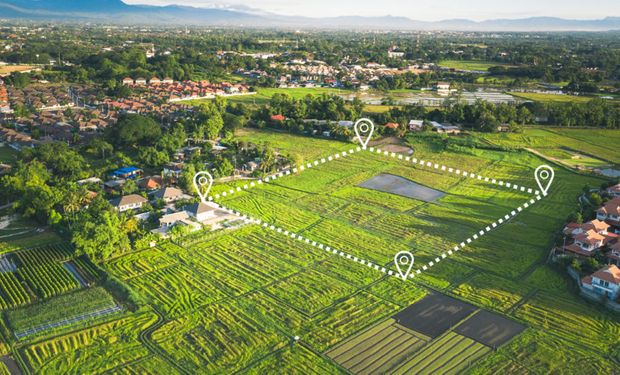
[354,118,374,149]
[193,171,213,203]
[534,165,554,196]
[394,251,414,280]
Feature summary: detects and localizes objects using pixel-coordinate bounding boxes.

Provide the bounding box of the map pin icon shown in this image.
[193,171,213,203]
[534,165,554,196]
[394,251,415,280]
[354,118,375,149]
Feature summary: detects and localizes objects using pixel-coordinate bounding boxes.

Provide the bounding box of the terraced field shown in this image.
[4,130,620,373]
[393,331,491,375]
[326,319,429,374]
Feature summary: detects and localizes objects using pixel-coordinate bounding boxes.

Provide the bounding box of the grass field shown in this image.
[0,145,18,163]
[508,92,594,103]
[187,87,350,106]
[0,65,38,75]
[439,60,505,72]
[478,127,620,165]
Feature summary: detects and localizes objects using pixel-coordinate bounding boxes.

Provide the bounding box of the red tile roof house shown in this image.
[563,220,614,257]
[607,241,620,267]
[597,197,620,225]
[384,122,400,130]
[581,264,620,301]
[607,184,620,198]
[270,114,286,122]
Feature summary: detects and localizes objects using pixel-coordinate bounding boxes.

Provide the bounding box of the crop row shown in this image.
[22,313,157,374]
[393,331,491,375]
[17,263,78,299]
[152,302,286,373]
[0,271,32,309]
[128,264,228,317]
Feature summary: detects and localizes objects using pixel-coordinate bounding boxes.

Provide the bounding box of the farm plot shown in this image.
[393,294,477,338]
[127,264,228,317]
[151,301,287,374]
[0,271,32,309]
[305,292,401,352]
[326,318,429,375]
[7,287,116,336]
[244,344,343,374]
[21,312,157,374]
[105,248,177,280]
[454,310,525,348]
[514,292,620,352]
[111,355,181,375]
[392,331,491,375]
[453,273,532,312]
[15,244,81,298]
[265,269,359,316]
[467,329,617,375]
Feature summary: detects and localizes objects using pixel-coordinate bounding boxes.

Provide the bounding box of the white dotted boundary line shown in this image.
[207,147,362,201]
[213,194,543,281]
[407,193,543,280]
[366,147,540,196]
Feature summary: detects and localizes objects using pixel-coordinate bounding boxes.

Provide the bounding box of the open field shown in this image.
[0,65,38,76]
[188,87,350,106]
[477,127,620,165]
[507,92,595,103]
[235,128,351,160]
[439,60,506,71]
[0,145,18,163]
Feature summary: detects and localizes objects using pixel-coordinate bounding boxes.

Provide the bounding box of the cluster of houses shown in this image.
[562,184,620,301]
[121,77,250,101]
[8,85,73,112]
[107,184,234,237]
[0,80,9,114]
[408,119,462,134]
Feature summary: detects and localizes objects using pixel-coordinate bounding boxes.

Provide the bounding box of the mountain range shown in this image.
[0,0,619,31]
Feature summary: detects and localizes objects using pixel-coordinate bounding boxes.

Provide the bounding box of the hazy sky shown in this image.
[123,0,619,20]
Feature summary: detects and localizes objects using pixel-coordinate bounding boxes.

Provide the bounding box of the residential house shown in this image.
[163,163,184,182]
[270,114,286,122]
[497,124,511,132]
[162,77,174,84]
[135,78,147,85]
[151,187,184,203]
[384,122,399,130]
[159,211,189,228]
[122,77,134,86]
[139,176,162,191]
[243,161,260,172]
[436,81,452,96]
[109,194,148,212]
[581,264,620,301]
[607,241,620,266]
[186,202,217,222]
[111,166,143,180]
[607,184,620,197]
[409,120,424,131]
[597,197,620,225]
[563,219,610,237]
[150,77,161,85]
